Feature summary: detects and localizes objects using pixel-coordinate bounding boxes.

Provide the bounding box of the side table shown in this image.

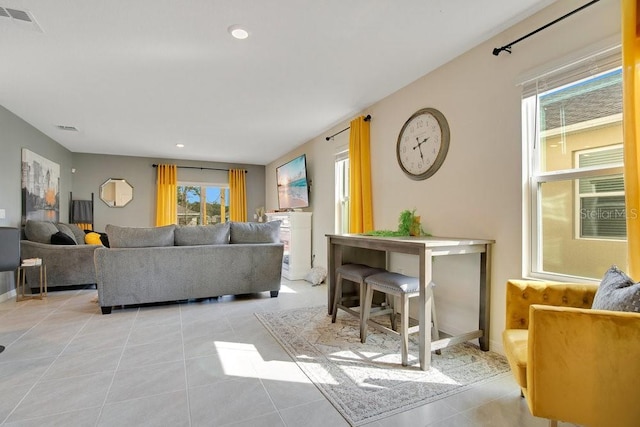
[16,260,47,301]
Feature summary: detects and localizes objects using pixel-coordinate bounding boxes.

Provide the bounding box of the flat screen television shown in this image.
[276,154,310,210]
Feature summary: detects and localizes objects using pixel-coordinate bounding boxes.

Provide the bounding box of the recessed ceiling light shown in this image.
[228,25,249,40]
[176,143,185,148]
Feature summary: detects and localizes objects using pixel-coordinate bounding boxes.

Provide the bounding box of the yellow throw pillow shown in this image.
[85,232,103,245]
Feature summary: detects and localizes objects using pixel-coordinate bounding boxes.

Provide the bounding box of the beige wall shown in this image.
[265,0,621,352]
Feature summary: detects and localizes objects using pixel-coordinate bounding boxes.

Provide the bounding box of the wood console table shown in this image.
[326,234,494,371]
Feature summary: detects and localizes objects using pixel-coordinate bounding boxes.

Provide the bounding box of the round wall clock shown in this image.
[396,108,450,180]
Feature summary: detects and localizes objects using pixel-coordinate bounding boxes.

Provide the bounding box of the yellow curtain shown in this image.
[622,0,640,279]
[348,116,374,233]
[229,169,247,222]
[155,164,177,226]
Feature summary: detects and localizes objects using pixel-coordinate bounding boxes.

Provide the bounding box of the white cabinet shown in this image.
[265,212,312,280]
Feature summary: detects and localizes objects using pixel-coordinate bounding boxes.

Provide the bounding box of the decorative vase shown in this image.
[409,216,421,236]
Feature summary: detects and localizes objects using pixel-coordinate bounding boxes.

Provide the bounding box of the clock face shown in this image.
[396,108,450,180]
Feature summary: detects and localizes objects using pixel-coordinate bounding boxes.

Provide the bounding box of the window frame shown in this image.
[522,48,625,282]
[335,149,349,234]
[573,144,625,241]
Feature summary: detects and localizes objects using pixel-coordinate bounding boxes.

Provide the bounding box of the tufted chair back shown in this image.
[504,280,597,329]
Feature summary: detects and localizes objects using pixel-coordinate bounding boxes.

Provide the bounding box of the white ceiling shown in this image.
[0,0,557,165]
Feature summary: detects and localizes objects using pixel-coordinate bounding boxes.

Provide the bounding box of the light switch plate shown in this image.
[0,209,5,219]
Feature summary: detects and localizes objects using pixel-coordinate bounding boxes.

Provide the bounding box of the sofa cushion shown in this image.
[51,231,77,245]
[174,223,230,246]
[230,221,281,243]
[56,223,79,244]
[59,223,87,245]
[24,220,59,244]
[106,224,176,248]
[592,266,640,313]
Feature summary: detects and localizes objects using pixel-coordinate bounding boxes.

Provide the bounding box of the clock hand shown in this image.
[413,137,430,149]
[411,139,422,159]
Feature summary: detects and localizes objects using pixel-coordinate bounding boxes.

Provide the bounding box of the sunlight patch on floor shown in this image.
[278,284,297,294]
[214,340,312,383]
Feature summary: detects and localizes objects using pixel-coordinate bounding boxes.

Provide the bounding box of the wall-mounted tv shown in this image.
[276,154,310,210]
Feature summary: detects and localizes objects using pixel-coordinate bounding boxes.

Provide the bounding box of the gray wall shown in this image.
[72,153,266,230]
[0,105,74,295]
[0,105,265,297]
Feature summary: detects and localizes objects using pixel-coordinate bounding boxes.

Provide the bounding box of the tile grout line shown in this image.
[179,303,193,427]
[93,306,140,427]
[0,291,97,424]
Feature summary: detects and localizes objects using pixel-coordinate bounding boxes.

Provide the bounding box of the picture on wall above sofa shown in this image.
[21,148,60,223]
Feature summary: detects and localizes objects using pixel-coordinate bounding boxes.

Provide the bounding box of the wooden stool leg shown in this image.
[331,272,343,323]
[39,264,43,298]
[430,284,441,355]
[400,294,410,366]
[358,280,365,336]
[360,284,374,343]
[43,265,47,297]
[389,295,398,331]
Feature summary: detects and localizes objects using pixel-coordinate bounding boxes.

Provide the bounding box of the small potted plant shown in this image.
[397,209,426,236]
[363,209,429,237]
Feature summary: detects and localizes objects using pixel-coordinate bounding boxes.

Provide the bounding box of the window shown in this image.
[177,183,229,226]
[335,149,349,234]
[523,48,627,281]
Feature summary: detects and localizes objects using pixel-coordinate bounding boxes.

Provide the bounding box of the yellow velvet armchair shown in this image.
[502,280,640,427]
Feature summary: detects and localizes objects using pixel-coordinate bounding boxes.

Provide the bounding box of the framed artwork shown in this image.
[21,148,60,223]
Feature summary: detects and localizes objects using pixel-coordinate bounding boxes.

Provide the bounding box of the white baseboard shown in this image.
[0,289,16,303]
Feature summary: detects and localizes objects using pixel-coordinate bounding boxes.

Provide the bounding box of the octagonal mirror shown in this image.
[100,178,133,207]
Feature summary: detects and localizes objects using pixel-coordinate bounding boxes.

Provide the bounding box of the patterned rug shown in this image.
[256,306,510,426]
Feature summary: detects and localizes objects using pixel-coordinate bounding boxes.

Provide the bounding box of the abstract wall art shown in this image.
[21,148,60,223]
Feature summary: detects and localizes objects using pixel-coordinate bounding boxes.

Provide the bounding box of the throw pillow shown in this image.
[84,232,103,245]
[304,266,327,286]
[99,233,110,247]
[24,220,59,244]
[50,231,77,245]
[106,224,176,248]
[592,266,640,313]
[59,223,87,244]
[230,221,281,244]
[56,223,79,244]
[174,223,230,246]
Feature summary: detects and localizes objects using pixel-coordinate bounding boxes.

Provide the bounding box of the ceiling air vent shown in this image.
[0,6,43,32]
[6,8,30,22]
[56,125,79,132]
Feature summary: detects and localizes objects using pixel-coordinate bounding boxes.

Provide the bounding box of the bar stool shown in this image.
[361,271,440,366]
[331,263,387,326]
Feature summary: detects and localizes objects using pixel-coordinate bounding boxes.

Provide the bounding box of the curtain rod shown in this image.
[325,114,372,141]
[492,0,601,56]
[152,164,247,173]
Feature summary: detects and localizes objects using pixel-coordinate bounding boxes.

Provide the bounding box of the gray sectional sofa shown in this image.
[21,220,102,289]
[95,221,284,314]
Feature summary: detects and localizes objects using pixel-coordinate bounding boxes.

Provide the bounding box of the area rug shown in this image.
[255,306,510,426]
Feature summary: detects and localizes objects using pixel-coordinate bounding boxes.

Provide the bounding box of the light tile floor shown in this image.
[0,279,579,427]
